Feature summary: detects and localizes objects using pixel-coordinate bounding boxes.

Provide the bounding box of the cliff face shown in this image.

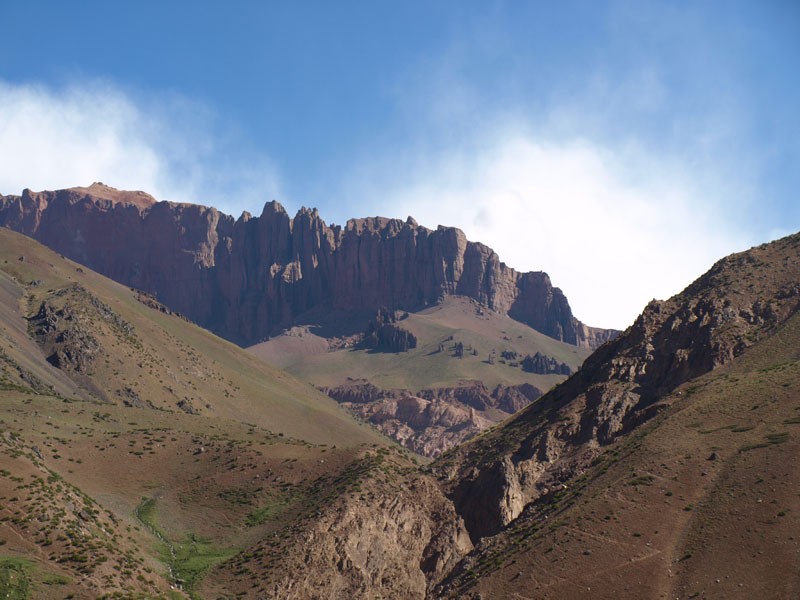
[0,184,612,347]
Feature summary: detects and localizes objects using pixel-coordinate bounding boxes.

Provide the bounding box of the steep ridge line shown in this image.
[0,183,616,348]
[432,231,800,543]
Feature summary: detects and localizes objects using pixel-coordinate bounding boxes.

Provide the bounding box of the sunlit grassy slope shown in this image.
[250,296,590,391]
[0,227,393,598]
[0,227,383,447]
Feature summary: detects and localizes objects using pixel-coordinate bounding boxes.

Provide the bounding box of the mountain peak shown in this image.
[69,182,157,209]
[260,199,288,218]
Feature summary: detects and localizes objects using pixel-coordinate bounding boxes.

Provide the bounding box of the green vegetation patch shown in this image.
[136,497,237,598]
[246,494,293,527]
[698,424,737,434]
[0,557,32,600]
[170,534,237,598]
[136,497,158,530]
[628,474,655,486]
[740,432,789,453]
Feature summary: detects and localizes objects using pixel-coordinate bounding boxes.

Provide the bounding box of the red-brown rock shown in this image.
[0,184,615,347]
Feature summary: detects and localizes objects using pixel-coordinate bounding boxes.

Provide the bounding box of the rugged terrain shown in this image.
[321,379,542,458]
[1,198,798,599]
[0,228,468,599]
[219,229,800,599]
[0,184,614,349]
[429,230,800,598]
[0,183,609,455]
[251,295,590,456]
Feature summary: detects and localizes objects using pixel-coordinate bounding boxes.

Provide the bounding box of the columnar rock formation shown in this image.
[0,184,614,347]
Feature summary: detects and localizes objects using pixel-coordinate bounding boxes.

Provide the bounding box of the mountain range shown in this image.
[0,184,797,599]
[0,183,619,456]
[0,183,614,349]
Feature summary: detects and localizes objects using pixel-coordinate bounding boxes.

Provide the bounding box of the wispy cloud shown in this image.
[330,5,793,330]
[342,124,758,330]
[0,79,281,215]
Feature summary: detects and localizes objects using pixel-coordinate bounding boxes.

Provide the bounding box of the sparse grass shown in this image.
[698,424,737,434]
[256,296,588,392]
[41,572,70,585]
[170,534,237,598]
[245,494,293,527]
[0,557,32,599]
[628,474,655,486]
[740,432,790,452]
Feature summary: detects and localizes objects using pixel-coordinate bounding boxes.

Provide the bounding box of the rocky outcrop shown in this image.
[0,184,615,348]
[323,380,542,457]
[28,299,100,372]
[27,284,134,374]
[363,307,418,352]
[215,449,473,599]
[434,232,800,542]
[520,351,572,375]
[24,283,139,402]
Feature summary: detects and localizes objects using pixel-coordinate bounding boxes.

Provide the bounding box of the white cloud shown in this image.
[0,80,281,215]
[335,27,770,331]
[344,127,756,330]
[0,79,765,332]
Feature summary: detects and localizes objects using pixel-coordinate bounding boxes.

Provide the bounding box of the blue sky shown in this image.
[1,1,798,329]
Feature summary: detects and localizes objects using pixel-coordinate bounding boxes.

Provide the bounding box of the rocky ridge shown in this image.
[213,447,472,599]
[363,307,418,352]
[433,231,800,542]
[0,183,615,348]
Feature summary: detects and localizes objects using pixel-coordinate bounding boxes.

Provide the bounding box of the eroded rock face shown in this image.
[215,449,473,599]
[27,284,134,374]
[435,232,800,542]
[0,184,614,348]
[363,307,418,352]
[323,380,542,457]
[520,351,572,375]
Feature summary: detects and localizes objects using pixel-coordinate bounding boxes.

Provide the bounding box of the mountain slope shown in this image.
[0,183,615,348]
[436,301,800,599]
[1,228,439,598]
[250,295,591,457]
[0,227,379,446]
[433,231,800,541]
[424,231,800,598]
[250,296,588,390]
